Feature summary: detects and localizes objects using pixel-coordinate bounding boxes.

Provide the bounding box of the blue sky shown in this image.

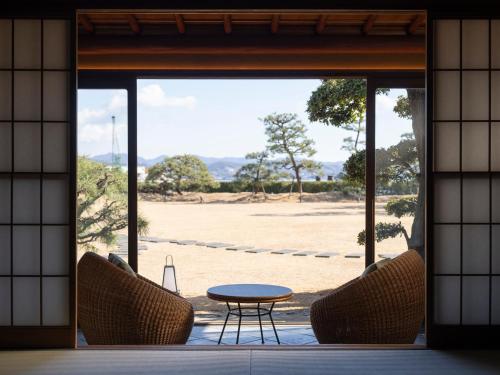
[78,80,411,162]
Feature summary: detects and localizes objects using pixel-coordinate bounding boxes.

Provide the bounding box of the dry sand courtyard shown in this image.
[80,192,413,323]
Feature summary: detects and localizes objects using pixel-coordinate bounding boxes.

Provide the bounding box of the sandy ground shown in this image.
[79,192,413,323]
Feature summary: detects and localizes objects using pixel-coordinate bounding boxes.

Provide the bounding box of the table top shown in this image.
[207,283,293,303]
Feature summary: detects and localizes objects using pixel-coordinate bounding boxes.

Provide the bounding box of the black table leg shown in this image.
[236,303,242,344]
[268,302,280,344]
[257,302,264,344]
[218,302,231,344]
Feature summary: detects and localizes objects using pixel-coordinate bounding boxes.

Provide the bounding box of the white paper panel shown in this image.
[0,178,11,223]
[434,177,460,223]
[12,277,40,326]
[493,226,500,274]
[42,226,68,275]
[14,71,41,121]
[43,20,69,69]
[0,20,12,69]
[462,123,489,172]
[463,225,490,274]
[0,278,10,326]
[42,178,68,224]
[13,226,40,275]
[0,71,12,120]
[0,124,12,171]
[434,225,460,274]
[434,276,460,324]
[462,276,490,325]
[462,177,490,223]
[434,20,460,69]
[0,226,11,274]
[434,71,460,121]
[492,276,500,325]
[42,277,69,326]
[492,21,500,69]
[462,20,489,69]
[462,72,489,121]
[43,72,68,121]
[434,123,460,171]
[14,122,41,172]
[43,123,67,172]
[13,20,41,69]
[492,123,500,171]
[13,178,40,223]
[492,178,500,222]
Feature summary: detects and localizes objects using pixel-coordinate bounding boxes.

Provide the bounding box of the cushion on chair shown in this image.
[360,258,391,278]
[108,253,137,277]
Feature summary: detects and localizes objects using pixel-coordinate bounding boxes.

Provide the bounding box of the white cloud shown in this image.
[138,84,197,109]
[376,94,397,112]
[78,121,126,143]
[109,91,127,111]
[78,92,127,126]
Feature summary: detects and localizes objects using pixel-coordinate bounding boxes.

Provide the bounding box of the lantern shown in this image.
[162,255,179,293]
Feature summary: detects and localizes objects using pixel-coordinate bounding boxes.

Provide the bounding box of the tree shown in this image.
[234,151,285,196]
[77,157,148,251]
[146,154,219,196]
[262,113,322,202]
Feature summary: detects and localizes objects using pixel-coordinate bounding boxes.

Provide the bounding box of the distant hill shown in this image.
[89,153,344,180]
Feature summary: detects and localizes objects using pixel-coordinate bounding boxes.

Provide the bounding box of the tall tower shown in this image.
[111,115,121,168]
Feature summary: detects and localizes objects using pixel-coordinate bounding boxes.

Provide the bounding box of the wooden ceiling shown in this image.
[78,11,426,71]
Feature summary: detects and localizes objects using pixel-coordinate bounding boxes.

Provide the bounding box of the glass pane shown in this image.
[462,71,489,121]
[434,20,460,69]
[434,71,460,121]
[13,178,40,223]
[462,225,489,274]
[462,20,489,69]
[43,72,68,121]
[77,89,128,258]
[43,20,69,69]
[462,177,490,223]
[0,278,10,325]
[462,276,489,325]
[0,124,12,172]
[12,277,39,326]
[0,71,12,120]
[42,178,68,224]
[14,71,41,121]
[0,177,11,224]
[0,20,12,69]
[462,123,489,172]
[13,225,40,275]
[0,227,10,274]
[13,20,41,69]
[434,123,459,171]
[42,277,69,326]
[434,276,460,324]
[42,226,69,275]
[43,123,67,172]
[14,122,41,172]
[433,225,460,274]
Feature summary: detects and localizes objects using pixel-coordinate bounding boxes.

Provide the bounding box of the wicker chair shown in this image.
[78,252,194,345]
[310,250,424,344]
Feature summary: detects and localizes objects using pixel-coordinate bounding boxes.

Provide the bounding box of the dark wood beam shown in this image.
[223,14,232,34]
[271,15,279,34]
[126,15,141,35]
[316,15,327,34]
[79,14,94,34]
[363,15,377,35]
[408,14,426,35]
[174,14,186,34]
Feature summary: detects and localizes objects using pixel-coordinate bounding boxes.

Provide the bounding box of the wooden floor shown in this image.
[1,349,499,375]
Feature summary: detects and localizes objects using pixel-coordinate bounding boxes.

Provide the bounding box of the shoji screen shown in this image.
[0,17,75,348]
[430,18,500,345]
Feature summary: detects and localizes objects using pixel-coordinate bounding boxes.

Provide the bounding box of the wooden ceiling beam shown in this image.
[363,15,377,35]
[271,15,280,34]
[126,15,141,35]
[79,14,94,34]
[223,14,232,34]
[174,14,186,34]
[408,14,426,35]
[316,15,327,34]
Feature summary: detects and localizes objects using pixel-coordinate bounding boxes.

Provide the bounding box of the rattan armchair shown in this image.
[78,252,194,345]
[310,250,424,344]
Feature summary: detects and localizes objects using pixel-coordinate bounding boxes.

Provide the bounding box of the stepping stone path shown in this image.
[195,242,207,246]
[206,242,234,248]
[177,240,198,245]
[226,245,254,251]
[245,248,271,254]
[345,252,364,258]
[139,236,170,243]
[314,252,339,258]
[378,253,399,259]
[271,249,298,255]
[168,239,180,243]
[292,251,316,257]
